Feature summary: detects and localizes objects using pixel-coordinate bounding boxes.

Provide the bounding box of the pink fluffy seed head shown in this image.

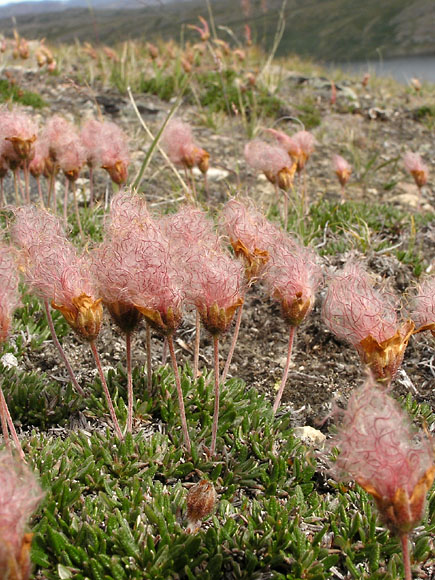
[0,451,43,575]
[58,132,86,181]
[161,119,195,166]
[244,140,292,176]
[221,199,281,282]
[332,154,352,187]
[161,119,209,172]
[403,152,429,188]
[28,140,49,178]
[42,115,75,163]
[264,236,321,326]
[184,247,244,335]
[0,109,38,163]
[0,242,21,342]
[106,189,155,238]
[410,275,435,335]
[11,206,102,341]
[327,378,435,535]
[322,262,413,383]
[322,262,398,346]
[95,122,130,184]
[292,130,316,170]
[266,128,300,159]
[161,206,220,256]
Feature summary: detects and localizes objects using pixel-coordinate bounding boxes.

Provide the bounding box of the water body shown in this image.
[329,55,435,85]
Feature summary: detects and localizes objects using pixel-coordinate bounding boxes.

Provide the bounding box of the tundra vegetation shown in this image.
[0,16,434,580]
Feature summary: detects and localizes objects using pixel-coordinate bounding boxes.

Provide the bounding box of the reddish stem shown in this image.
[221,303,243,384]
[0,386,25,460]
[43,300,85,397]
[193,310,201,380]
[210,334,220,456]
[63,178,69,225]
[273,326,296,414]
[90,341,123,440]
[126,332,133,434]
[0,387,11,449]
[146,322,152,393]
[400,534,412,580]
[167,335,191,453]
[89,166,94,207]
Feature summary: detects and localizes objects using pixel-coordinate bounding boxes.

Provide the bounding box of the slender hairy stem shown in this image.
[283,188,289,230]
[13,170,20,205]
[221,303,243,384]
[24,164,30,204]
[0,388,10,449]
[162,336,168,365]
[0,178,4,206]
[63,178,70,225]
[167,335,191,453]
[89,166,94,207]
[90,341,123,440]
[146,322,152,393]
[400,534,412,580]
[37,176,44,206]
[193,311,201,380]
[126,332,133,434]
[44,300,85,396]
[210,335,220,456]
[273,325,296,414]
[72,182,84,243]
[0,386,25,460]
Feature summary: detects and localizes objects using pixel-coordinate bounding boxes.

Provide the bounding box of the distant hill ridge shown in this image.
[0,0,434,61]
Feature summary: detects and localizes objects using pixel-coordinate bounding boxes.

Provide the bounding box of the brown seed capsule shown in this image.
[186,480,216,533]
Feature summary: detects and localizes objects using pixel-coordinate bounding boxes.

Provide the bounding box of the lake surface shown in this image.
[329,55,435,84]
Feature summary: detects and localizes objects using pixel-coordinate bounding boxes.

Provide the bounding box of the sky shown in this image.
[0,0,65,5]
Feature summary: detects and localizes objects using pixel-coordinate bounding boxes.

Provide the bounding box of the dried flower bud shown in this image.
[327,379,435,536]
[186,480,216,533]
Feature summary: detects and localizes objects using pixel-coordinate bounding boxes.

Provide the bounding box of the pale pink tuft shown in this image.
[0,109,38,166]
[0,451,44,578]
[184,247,244,335]
[410,275,435,335]
[264,235,321,326]
[332,154,352,187]
[93,121,130,184]
[403,152,429,188]
[221,199,282,281]
[244,140,291,175]
[292,130,316,170]
[58,131,86,181]
[322,262,398,346]
[327,378,434,535]
[0,242,21,342]
[161,119,209,174]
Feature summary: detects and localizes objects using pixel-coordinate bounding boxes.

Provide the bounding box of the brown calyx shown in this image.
[52,293,103,342]
[358,465,435,536]
[105,301,142,334]
[357,321,414,385]
[198,298,244,336]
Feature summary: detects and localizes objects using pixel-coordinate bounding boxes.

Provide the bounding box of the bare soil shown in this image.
[5,64,435,432]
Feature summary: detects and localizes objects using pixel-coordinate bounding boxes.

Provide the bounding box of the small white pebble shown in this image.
[1,353,18,369]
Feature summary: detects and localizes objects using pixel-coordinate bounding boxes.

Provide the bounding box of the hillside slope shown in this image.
[0,0,434,60]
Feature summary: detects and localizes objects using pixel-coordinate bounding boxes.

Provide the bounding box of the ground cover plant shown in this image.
[0,15,434,580]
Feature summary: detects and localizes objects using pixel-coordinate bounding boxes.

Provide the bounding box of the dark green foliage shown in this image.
[198,70,283,118]
[0,79,46,108]
[21,365,435,579]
